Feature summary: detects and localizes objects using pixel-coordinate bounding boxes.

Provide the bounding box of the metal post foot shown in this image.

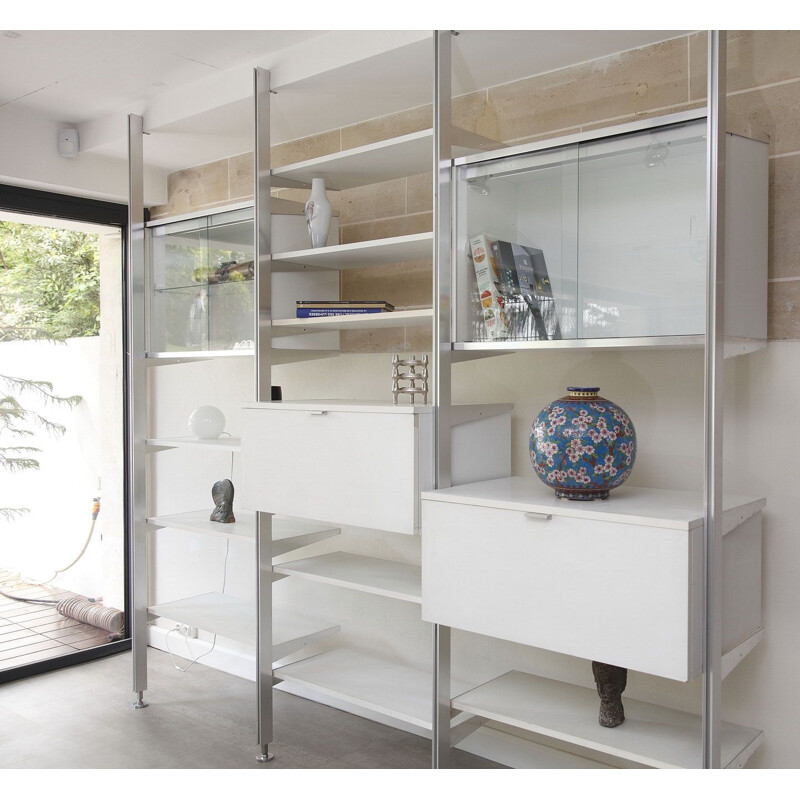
[131,692,149,710]
[256,746,274,763]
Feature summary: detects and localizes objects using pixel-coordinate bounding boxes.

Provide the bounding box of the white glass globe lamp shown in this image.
[188,406,225,439]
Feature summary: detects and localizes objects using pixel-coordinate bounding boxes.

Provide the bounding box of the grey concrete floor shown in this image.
[0,647,502,769]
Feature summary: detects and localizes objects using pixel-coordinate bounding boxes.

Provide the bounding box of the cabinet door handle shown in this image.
[524,512,552,521]
[309,410,328,416]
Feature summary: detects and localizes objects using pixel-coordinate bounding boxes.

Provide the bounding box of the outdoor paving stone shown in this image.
[0,645,75,670]
[0,633,49,652]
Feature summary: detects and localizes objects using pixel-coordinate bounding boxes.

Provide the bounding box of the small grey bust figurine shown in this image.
[210,479,235,523]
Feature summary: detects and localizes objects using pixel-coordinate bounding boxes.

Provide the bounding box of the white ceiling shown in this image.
[0,30,326,123]
[0,29,692,174]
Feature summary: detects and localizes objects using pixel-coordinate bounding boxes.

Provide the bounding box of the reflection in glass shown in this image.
[149,210,254,353]
[455,119,708,344]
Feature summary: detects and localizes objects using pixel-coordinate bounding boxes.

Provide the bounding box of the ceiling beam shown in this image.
[78,31,431,155]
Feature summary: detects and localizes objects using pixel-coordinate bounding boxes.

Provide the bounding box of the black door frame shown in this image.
[0,182,132,683]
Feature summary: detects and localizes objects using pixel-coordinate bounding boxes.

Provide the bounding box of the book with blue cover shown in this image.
[295,299,394,318]
[297,307,388,318]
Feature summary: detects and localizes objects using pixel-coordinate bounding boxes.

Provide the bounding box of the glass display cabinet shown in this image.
[148,207,255,354]
[453,114,767,352]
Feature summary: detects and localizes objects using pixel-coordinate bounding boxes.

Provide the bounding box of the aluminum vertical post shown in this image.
[254,66,274,763]
[255,66,273,406]
[432,29,453,770]
[432,622,451,768]
[127,113,148,710]
[703,30,726,770]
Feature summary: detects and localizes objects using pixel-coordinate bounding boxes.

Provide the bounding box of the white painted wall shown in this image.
[0,338,107,598]
[0,106,166,204]
[0,228,125,611]
[148,341,797,767]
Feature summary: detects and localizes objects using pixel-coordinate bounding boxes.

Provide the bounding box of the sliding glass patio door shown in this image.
[0,184,129,681]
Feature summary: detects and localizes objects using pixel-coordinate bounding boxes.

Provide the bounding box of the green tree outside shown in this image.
[0,221,100,341]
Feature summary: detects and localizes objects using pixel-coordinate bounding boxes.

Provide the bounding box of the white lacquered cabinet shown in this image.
[240,401,512,534]
[421,476,764,682]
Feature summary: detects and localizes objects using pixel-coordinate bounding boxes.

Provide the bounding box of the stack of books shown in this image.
[295,300,395,318]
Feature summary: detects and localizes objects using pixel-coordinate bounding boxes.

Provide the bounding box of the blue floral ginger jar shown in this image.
[529,387,636,500]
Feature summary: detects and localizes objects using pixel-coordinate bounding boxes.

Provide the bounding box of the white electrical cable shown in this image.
[166,537,231,673]
[165,625,215,672]
[166,452,236,672]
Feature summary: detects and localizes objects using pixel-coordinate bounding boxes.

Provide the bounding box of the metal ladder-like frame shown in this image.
[430,29,728,770]
[127,68,277,764]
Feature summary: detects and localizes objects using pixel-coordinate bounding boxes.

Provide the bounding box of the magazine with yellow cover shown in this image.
[469,233,511,340]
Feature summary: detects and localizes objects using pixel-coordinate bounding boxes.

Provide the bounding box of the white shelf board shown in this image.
[272,308,432,335]
[148,593,339,656]
[453,336,707,353]
[148,509,254,541]
[452,336,766,359]
[451,670,763,769]
[147,510,340,548]
[270,127,502,191]
[243,399,431,414]
[144,349,254,365]
[274,552,421,603]
[144,348,340,367]
[722,628,765,679]
[422,475,765,534]
[271,129,435,190]
[275,648,469,731]
[272,232,432,270]
[456,725,614,769]
[146,436,241,452]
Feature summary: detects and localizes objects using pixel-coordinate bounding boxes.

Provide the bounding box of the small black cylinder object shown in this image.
[210,479,235,523]
[271,385,282,401]
[592,661,627,728]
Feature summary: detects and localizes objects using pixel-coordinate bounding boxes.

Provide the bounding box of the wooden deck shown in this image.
[0,569,116,672]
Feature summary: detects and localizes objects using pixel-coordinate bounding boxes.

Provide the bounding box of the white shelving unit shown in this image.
[421,33,769,770]
[131,32,766,770]
[129,147,349,762]
[127,35,509,765]
[238,47,515,760]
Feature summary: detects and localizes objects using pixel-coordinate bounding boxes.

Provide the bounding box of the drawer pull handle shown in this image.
[524,512,552,521]
[309,411,328,416]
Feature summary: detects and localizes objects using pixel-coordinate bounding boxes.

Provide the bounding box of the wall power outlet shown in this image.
[177,623,198,639]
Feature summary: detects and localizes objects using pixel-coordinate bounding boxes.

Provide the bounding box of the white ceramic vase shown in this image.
[304,178,332,249]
